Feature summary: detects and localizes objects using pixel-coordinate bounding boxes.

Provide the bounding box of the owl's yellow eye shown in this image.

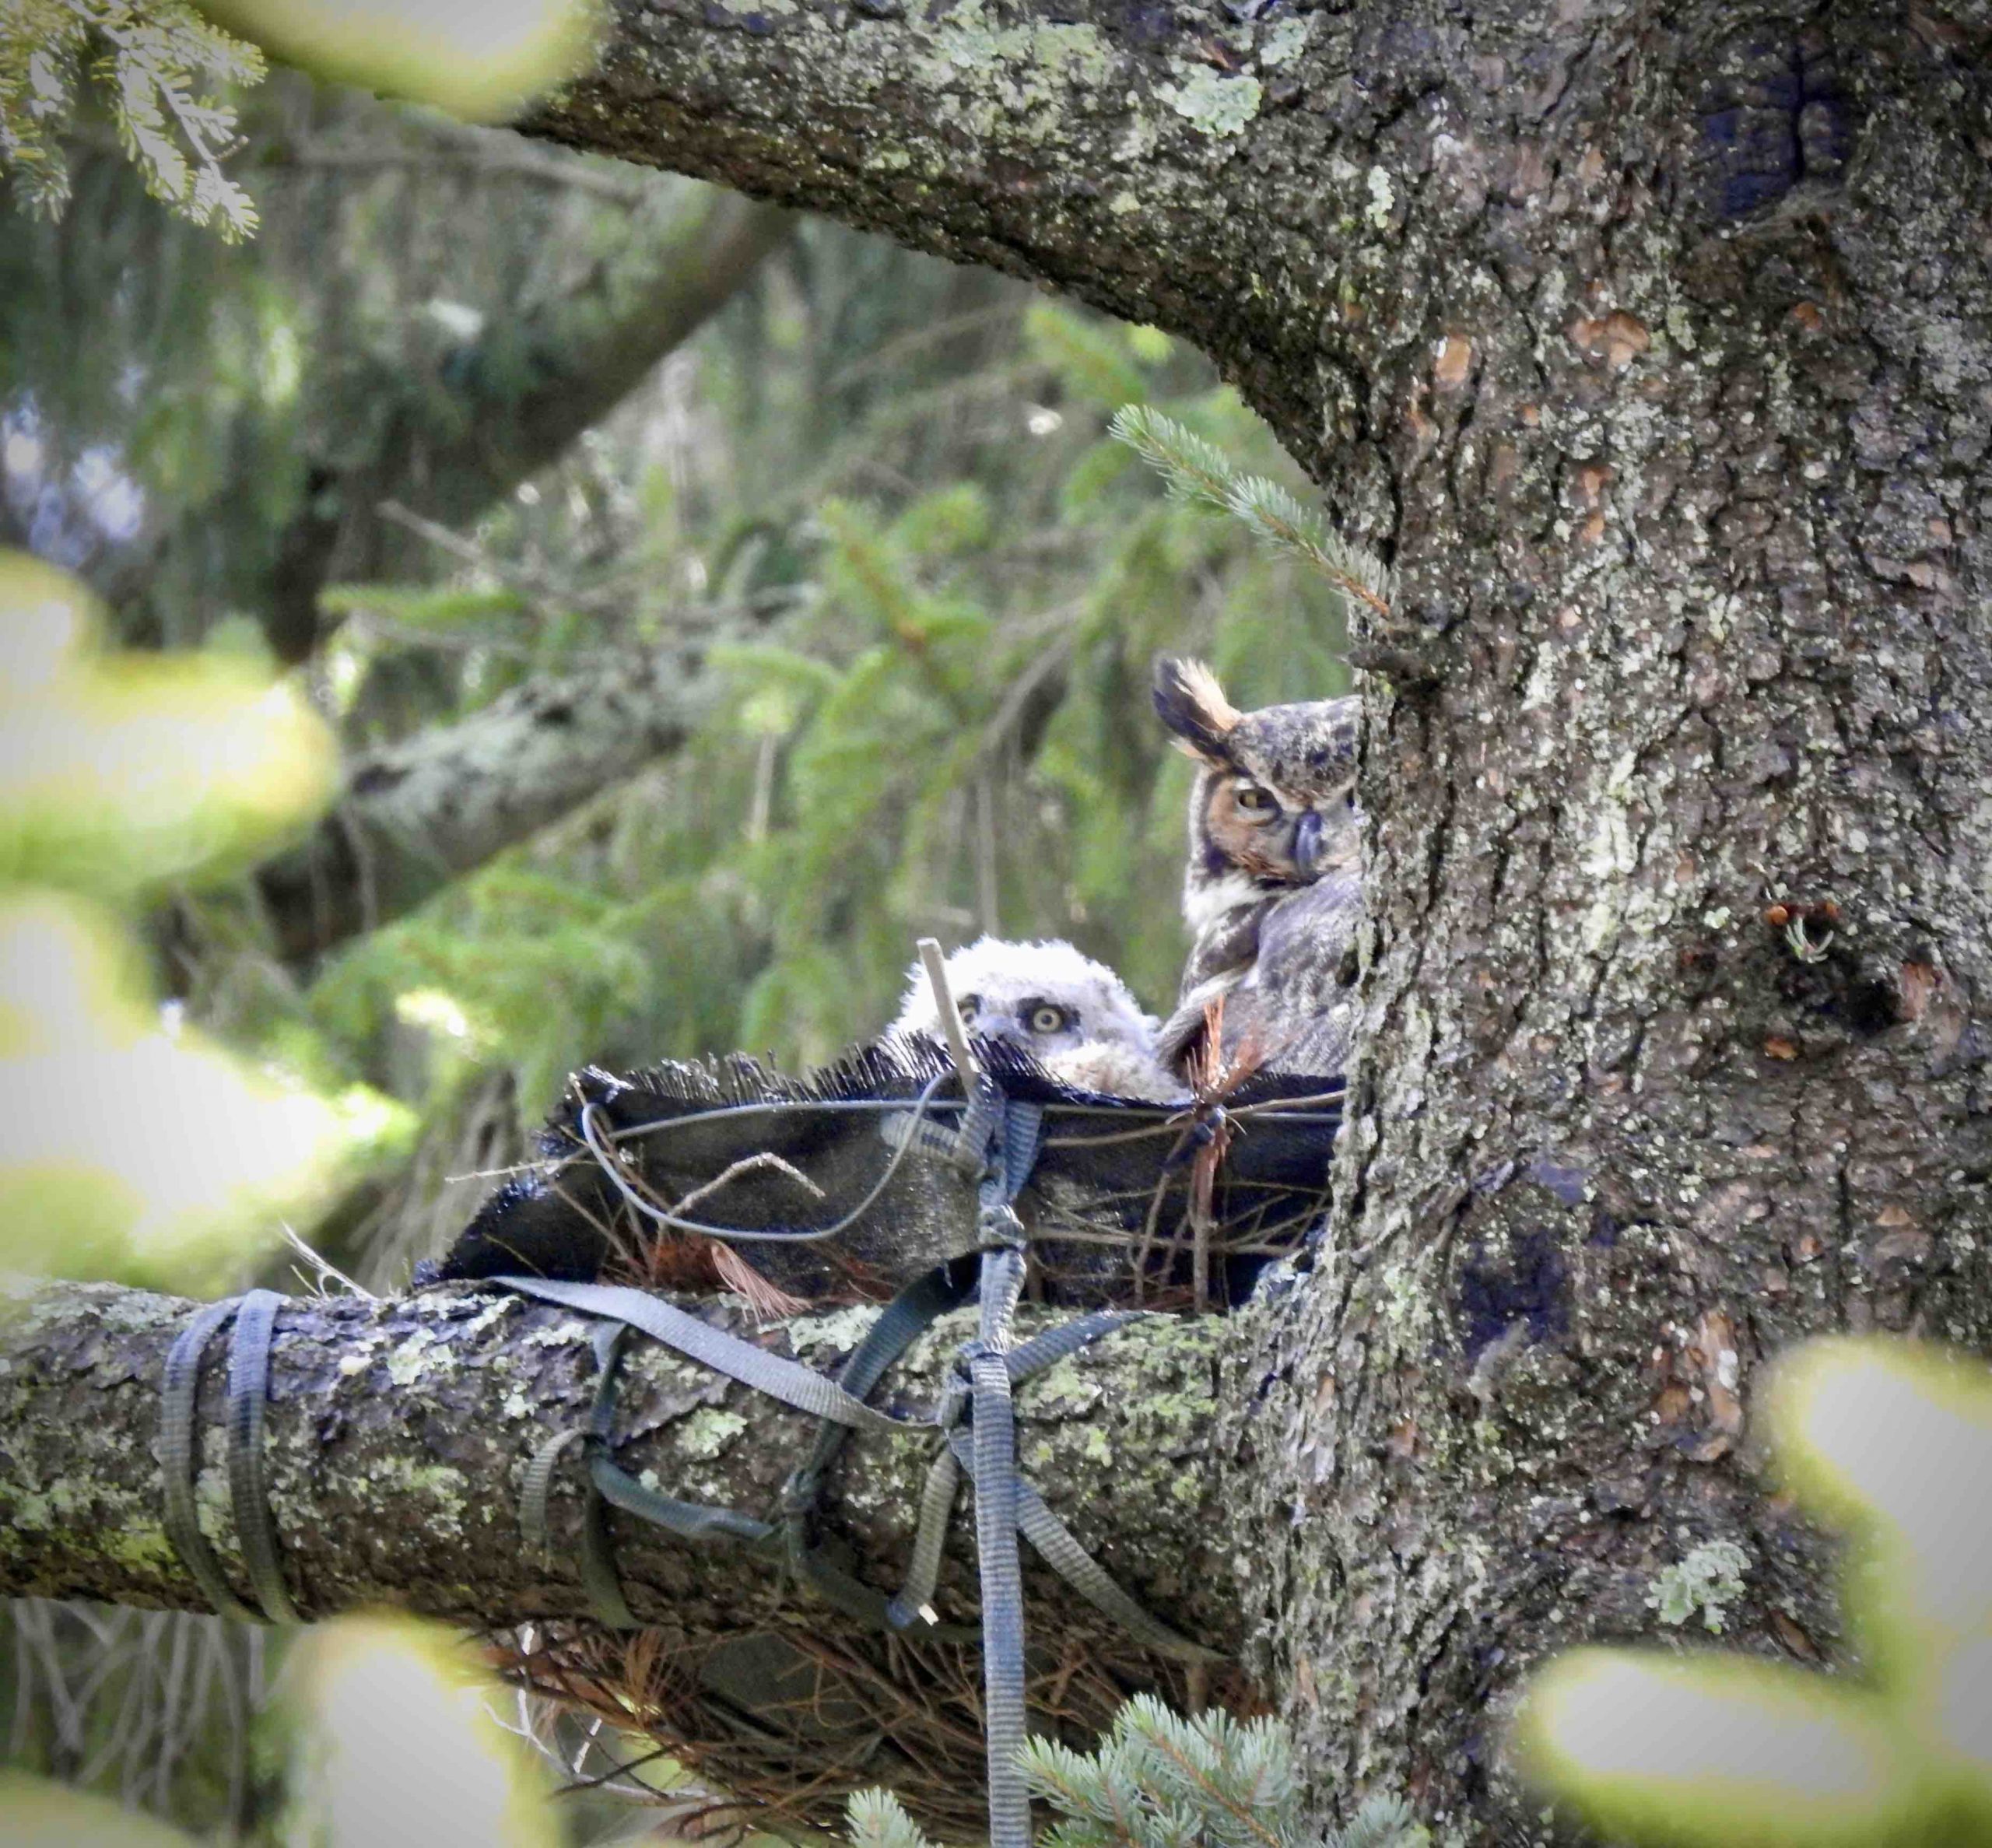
[1234,782,1277,816]
[1026,1003,1073,1035]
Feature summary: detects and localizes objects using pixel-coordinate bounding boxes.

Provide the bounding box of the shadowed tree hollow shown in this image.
[8,1,1992,1839]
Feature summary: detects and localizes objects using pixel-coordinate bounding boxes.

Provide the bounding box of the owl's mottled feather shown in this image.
[1152,657,1362,1078]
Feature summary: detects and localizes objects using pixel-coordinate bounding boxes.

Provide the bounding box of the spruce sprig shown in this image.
[847,1696,1426,1848]
[1,0,263,237]
[1108,406,1392,622]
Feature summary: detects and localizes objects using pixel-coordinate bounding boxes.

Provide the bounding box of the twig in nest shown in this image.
[1183,994,1268,1311]
[622,1152,824,1319]
[280,1222,375,1301]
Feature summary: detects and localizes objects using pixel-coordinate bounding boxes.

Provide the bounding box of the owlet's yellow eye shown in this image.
[1027,1004,1071,1035]
[1234,783,1277,815]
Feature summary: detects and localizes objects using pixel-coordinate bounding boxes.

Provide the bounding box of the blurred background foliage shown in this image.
[0,28,1346,1843]
[4,62,1352,1298]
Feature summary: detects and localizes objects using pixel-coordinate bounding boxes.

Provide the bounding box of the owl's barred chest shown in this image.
[1217,871,1362,1071]
[1180,871,1276,991]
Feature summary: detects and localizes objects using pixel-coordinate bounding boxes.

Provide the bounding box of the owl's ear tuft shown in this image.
[1152,657,1241,763]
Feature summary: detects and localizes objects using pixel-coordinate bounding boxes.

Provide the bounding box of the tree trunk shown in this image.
[510,2,1992,1835]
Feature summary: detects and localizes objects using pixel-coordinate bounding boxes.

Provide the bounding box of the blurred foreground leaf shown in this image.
[0,554,405,1289]
[0,552,335,898]
[0,892,406,1290]
[0,1770,202,1846]
[189,0,599,121]
[1518,1338,1992,1846]
[288,1615,559,1848]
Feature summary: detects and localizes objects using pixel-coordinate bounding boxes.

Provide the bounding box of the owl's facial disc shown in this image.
[1202,772,1358,887]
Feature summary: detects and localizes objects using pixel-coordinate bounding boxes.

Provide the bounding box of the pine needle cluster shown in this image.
[1108,406,1393,625]
[0,0,262,236]
[848,1698,1426,1848]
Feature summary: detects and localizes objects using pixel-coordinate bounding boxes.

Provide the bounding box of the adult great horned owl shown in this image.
[1152,658,1362,1078]
[889,935,1186,1103]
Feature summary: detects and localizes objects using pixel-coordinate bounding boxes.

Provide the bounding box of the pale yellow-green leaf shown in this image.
[0,1769,202,1846]
[0,894,398,1292]
[189,0,601,121]
[289,1615,559,1848]
[0,552,336,896]
[1768,1338,1992,1681]
[1935,1630,1992,1791]
[1517,1650,1913,1848]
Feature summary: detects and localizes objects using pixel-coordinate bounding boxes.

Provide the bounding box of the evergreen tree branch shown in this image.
[0,1278,1242,1647]
[251,644,718,964]
[1109,408,1392,621]
[263,185,793,664]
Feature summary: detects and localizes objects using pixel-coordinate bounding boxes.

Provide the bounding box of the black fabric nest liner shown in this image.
[437,1036,1341,1310]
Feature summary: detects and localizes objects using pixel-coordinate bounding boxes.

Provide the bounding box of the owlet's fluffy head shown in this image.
[889,937,1184,1102]
[1153,657,1360,924]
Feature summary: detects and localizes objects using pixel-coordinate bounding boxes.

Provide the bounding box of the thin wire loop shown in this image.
[573,1071,952,1243]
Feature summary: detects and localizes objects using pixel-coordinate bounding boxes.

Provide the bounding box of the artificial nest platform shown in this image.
[439,1035,1342,1312]
[433,1036,1341,1839]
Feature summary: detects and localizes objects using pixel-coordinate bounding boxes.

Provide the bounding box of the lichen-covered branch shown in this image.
[0,1278,1240,1651]
[517,0,1379,398]
[253,646,710,961]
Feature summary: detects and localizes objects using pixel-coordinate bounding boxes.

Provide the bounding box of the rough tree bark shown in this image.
[514,2,1992,1839]
[0,1282,1233,1650]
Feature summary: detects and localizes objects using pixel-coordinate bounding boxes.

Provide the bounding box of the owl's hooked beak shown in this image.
[1291,809,1325,880]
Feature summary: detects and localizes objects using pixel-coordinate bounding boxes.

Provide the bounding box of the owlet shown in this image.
[889,936,1186,1103]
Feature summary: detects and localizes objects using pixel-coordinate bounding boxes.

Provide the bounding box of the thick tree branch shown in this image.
[403,190,797,535]
[0,1278,1239,1653]
[253,645,710,962]
[517,0,1376,401]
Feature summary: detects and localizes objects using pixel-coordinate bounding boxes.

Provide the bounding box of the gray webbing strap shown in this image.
[519,1425,588,1559]
[783,1260,977,1631]
[535,1322,776,1629]
[887,1309,1145,1635]
[945,1429,1219,1663]
[1003,1311,1142,1380]
[159,1292,301,1626]
[886,1439,963,1632]
[493,1276,914,1435]
[159,1299,261,1625]
[575,1324,642,1628]
[972,1219,1032,1848]
[224,1290,300,1625]
[592,1454,773,1545]
[501,1269,959,1632]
